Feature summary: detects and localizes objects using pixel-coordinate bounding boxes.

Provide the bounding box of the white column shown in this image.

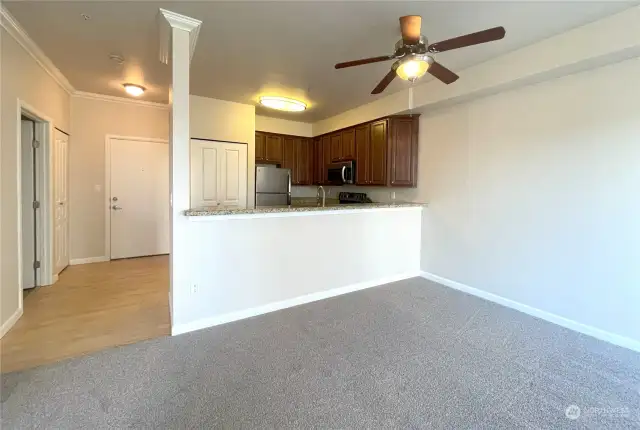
[158,10,201,331]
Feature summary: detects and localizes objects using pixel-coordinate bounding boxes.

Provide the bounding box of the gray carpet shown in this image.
[2,278,640,429]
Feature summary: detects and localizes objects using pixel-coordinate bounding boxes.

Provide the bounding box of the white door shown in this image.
[21,120,37,288]
[53,129,69,274]
[190,139,247,208]
[109,138,169,259]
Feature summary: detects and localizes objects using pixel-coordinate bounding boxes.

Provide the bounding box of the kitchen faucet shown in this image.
[316,186,326,207]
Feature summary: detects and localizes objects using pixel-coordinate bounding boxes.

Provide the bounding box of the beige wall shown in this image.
[420,57,640,345]
[190,95,256,207]
[69,96,169,260]
[255,115,312,137]
[1,27,71,331]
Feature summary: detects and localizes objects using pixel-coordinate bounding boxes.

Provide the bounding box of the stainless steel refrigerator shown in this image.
[255,165,291,206]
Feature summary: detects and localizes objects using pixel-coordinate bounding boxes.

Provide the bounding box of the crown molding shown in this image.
[158,8,202,65]
[0,5,75,94]
[73,91,169,109]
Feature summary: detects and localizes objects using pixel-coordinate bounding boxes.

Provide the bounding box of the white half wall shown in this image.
[419,57,640,347]
[190,95,256,207]
[172,208,422,333]
[255,115,312,137]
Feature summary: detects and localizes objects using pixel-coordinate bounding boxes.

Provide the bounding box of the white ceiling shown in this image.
[5,1,635,121]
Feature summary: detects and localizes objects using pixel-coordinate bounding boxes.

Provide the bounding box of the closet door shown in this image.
[190,139,247,208]
[53,129,69,273]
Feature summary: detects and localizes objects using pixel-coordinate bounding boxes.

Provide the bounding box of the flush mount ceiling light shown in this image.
[395,55,433,82]
[259,96,306,112]
[123,83,145,97]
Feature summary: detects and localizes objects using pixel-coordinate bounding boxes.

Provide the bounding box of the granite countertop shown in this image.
[185,202,425,216]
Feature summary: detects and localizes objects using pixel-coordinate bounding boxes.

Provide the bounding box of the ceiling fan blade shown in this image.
[371,69,397,94]
[399,15,422,45]
[428,61,459,84]
[335,55,394,69]
[428,26,506,53]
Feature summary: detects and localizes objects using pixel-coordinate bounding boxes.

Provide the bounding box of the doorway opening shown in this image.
[18,104,58,294]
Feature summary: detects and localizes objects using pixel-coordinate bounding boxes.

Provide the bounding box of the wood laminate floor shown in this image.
[0,256,170,373]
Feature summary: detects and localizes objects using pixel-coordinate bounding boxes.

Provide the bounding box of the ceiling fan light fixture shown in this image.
[123,83,145,97]
[396,56,431,82]
[259,96,306,112]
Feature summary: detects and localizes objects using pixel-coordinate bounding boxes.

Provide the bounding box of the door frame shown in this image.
[104,135,169,260]
[16,100,56,296]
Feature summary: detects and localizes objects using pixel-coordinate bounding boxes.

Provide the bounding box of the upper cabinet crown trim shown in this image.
[312,114,420,139]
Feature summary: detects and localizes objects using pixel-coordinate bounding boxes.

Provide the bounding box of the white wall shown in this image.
[190,95,256,206]
[255,115,312,137]
[69,96,169,260]
[1,27,71,333]
[174,208,422,331]
[419,57,640,346]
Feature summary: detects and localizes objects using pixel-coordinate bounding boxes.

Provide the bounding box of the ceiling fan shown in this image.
[335,16,506,94]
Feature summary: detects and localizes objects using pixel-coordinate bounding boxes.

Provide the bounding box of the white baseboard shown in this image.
[70,256,109,265]
[0,307,23,339]
[420,271,640,353]
[172,271,420,336]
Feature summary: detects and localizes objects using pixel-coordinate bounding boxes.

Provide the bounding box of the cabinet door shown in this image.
[313,138,322,184]
[322,136,331,183]
[255,132,266,161]
[369,120,387,185]
[330,133,342,162]
[355,125,370,185]
[265,135,283,163]
[283,137,295,182]
[297,139,312,185]
[388,118,417,186]
[341,128,356,160]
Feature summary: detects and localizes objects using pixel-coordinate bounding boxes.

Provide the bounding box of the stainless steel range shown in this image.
[338,192,373,204]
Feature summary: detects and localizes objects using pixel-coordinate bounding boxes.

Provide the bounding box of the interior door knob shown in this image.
[112,205,122,210]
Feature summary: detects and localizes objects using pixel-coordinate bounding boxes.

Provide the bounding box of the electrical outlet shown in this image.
[191,284,198,294]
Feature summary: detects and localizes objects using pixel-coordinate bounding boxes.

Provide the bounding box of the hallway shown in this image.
[1,256,170,373]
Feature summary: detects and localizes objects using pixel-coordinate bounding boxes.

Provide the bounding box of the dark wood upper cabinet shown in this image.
[341,129,356,160]
[355,125,370,185]
[313,138,323,184]
[322,136,332,184]
[257,113,418,188]
[369,120,387,185]
[255,132,266,161]
[330,133,342,162]
[265,135,283,163]
[282,137,295,179]
[388,117,418,187]
[297,139,313,185]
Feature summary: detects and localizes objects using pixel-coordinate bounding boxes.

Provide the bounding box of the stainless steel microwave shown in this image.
[327,161,355,185]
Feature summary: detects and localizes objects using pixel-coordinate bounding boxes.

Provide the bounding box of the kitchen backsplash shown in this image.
[291,186,420,203]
